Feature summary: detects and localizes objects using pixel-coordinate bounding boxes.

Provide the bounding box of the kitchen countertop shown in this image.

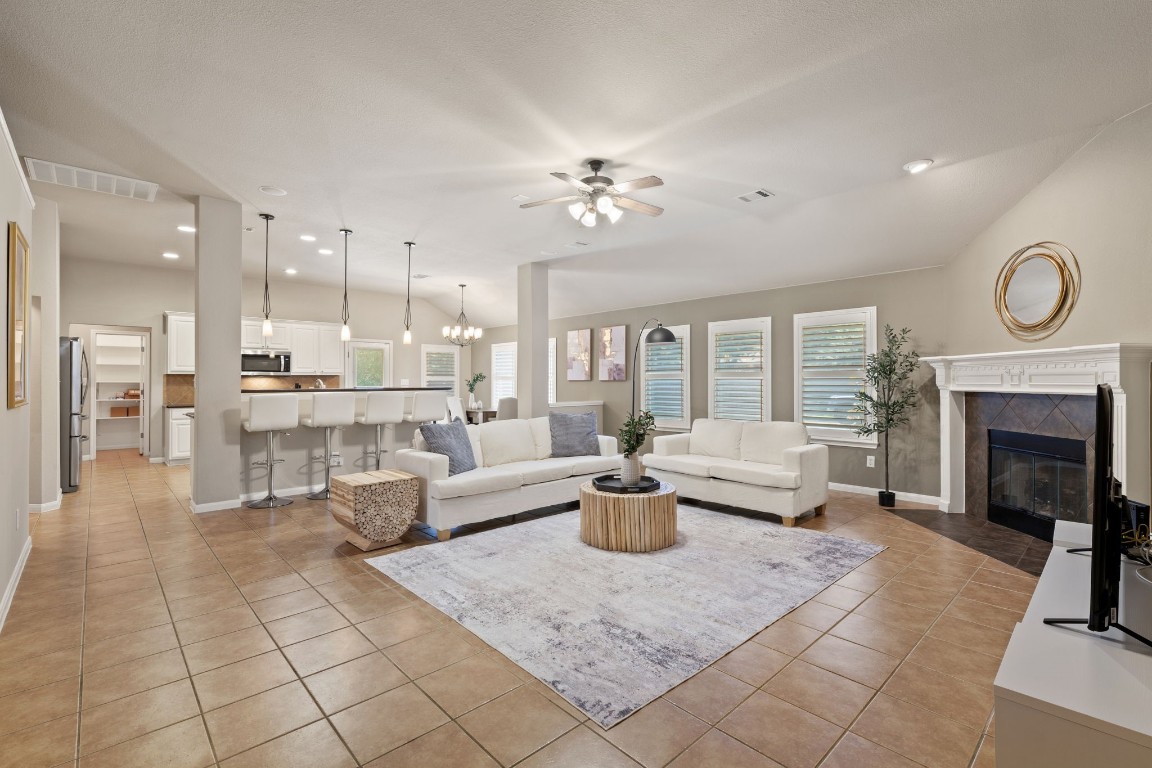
[240,386,451,393]
[165,404,194,408]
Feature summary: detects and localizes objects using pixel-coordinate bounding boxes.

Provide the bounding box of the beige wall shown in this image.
[472,267,950,497]
[29,198,60,507]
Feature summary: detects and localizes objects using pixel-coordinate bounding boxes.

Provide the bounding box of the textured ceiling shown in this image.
[1,0,1150,326]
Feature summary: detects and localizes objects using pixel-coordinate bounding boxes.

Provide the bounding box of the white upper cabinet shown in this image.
[318,327,344,374]
[290,324,319,374]
[241,318,289,350]
[166,313,196,373]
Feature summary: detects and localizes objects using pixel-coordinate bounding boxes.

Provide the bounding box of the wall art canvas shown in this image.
[566,328,591,381]
[8,222,29,408]
[598,325,626,381]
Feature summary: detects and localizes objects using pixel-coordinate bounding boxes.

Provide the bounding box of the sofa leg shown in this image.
[815,503,827,517]
[781,516,797,528]
[437,529,452,542]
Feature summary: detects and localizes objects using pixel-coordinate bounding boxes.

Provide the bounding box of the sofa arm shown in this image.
[395,449,449,483]
[782,443,829,509]
[653,433,691,456]
[597,435,619,456]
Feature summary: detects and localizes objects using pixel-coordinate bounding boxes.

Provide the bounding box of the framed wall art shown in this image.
[8,221,29,408]
[598,325,626,381]
[566,328,591,381]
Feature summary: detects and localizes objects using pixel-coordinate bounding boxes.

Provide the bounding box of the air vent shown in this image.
[736,188,774,203]
[24,158,158,202]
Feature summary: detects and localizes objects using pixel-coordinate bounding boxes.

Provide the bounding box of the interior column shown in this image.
[192,196,242,510]
[516,262,549,418]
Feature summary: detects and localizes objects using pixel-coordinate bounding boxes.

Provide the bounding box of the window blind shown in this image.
[799,322,867,430]
[491,342,517,403]
[641,325,690,429]
[422,346,458,395]
[709,321,770,421]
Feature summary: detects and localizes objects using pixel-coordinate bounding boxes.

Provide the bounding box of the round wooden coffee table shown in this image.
[579,480,677,552]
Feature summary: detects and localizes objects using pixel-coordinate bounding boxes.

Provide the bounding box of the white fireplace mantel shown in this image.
[922,344,1152,513]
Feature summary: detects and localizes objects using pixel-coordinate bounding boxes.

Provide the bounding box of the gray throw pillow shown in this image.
[420,419,477,476]
[549,412,600,457]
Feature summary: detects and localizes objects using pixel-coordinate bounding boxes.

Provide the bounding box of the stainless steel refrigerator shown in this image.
[60,337,89,493]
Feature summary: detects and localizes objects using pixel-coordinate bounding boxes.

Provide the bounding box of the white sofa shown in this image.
[396,417,620,539]
[645,419,829,526]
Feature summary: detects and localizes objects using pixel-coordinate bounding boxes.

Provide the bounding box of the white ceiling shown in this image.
[1,0,1150,326]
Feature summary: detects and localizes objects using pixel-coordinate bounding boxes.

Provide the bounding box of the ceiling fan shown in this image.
[519,159,663,227]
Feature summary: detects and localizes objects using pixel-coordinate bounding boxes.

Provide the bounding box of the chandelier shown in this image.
[442,284,482,346]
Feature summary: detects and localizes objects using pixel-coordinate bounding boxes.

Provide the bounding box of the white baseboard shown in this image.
[149,457,165,464]
[191,498,243,514]
[29,490,62,513]
[829,482,943,508]
[0,536,32,635]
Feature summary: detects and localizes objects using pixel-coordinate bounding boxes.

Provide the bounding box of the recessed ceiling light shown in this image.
[540,250,557,257]
[284,268,298,275]
[318,248,333,255]
[177,225,196,233]
[258,185,287,196]
[162,252,179,260]
[902,159,934,174]
[299,234,316,242]
[411,274,430,280]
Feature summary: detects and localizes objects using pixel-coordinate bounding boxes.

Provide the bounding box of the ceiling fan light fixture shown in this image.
[606,206,623,223]
[595,195,615,214]
[568,202,585,220]
[580,210,597,227]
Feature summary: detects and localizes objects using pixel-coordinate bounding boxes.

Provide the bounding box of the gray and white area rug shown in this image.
[367,507,883,727]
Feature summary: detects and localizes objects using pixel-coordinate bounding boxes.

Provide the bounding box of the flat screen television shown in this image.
[1044,384,1152,648]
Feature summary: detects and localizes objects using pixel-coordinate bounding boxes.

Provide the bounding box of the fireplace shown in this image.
[987,429,1088,541]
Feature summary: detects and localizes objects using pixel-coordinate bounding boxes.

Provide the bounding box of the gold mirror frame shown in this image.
[994,241,1080,342]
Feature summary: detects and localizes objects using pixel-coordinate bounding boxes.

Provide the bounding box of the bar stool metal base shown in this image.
[248,430,294,509]
[308,426,335,500]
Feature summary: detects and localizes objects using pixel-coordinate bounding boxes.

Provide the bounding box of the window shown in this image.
[708,318,770,421]
[793,307,877,447]
[491,342,517,403]
[421,344,460,396]
[346,341,393,388]
[548,337,557,404]
[640,324,691,430]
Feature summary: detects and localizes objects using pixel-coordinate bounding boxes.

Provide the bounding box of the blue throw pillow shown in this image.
[420,419,477,476]
[549,412,600,457]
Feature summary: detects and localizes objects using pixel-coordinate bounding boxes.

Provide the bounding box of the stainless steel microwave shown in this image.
[241,351,291,375]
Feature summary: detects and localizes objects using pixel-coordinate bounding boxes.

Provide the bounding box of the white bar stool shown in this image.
[356,391,407,471]
[301,392,357,500]
[242,393,300,509]
[404,390,449,425]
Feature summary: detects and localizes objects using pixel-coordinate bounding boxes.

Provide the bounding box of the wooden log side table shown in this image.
[579,480,678,552]
[330,469,419,551]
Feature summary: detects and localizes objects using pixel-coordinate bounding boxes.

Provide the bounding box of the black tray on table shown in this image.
[591,474,661,494]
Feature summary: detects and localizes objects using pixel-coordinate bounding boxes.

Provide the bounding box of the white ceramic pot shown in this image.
[621,453,642,485]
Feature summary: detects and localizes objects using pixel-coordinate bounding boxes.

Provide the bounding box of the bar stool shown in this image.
[301,392,357,500]
[404,390,449,425]
[356,391,407,471]
[243,393,300,509]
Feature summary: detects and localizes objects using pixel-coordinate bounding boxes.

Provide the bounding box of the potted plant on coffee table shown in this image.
[619,410,656,486]
[465,372,486,410]
[853,325,920,508]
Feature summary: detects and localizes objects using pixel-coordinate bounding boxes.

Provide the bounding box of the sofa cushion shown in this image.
[708,458,800,489]
[498,458,575,485]
[568,454,623,476]
[688,419,743,460]
[549,412,600,457]
[477,420,537,467]
[429,466,522,500]
[643,453,716,478]
[740,422,809,465]
[418,419,477,476]
[528,417,552,459]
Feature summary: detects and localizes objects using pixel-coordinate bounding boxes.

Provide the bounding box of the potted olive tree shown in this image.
[619,411,656,485]
[854,325,920,507]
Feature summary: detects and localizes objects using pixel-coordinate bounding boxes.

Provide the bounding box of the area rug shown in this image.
[367,506,883,727]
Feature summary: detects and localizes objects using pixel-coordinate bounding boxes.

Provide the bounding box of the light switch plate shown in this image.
[866,456,876,468]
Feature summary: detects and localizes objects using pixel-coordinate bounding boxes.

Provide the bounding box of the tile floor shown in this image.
[0,449,1033,767]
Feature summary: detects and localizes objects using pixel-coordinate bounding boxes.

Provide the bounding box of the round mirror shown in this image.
[994,242,1080,342]
[1004,255,1063,326]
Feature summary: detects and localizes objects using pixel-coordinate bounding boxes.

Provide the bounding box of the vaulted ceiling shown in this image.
[2,0,1150,325]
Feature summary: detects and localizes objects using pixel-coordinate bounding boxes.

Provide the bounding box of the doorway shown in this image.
[69,324,151,459]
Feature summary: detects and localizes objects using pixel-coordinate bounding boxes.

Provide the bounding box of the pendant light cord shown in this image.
[403,242,413,330]
[260,213,274,319]
[341,229,351,326]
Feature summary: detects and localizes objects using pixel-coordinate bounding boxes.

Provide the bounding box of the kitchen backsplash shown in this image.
[163,374,195,406]
[163,374,342,405]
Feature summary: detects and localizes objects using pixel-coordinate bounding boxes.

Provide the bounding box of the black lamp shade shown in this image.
[645,324,677,344]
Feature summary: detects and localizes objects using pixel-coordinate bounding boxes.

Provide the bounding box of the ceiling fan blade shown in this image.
[550,172,594,192]
[614,196,664,216]
[608,175,663,194]
[518,194,584,209]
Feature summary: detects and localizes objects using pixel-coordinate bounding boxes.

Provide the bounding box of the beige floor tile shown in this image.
[712,641,790,687]
[0,713,77,768]
[174,603,260,646]
[751,619,823,656]
[283,625,377,677]
[332,682,452,764]
[416,651,524,717]
[854,595,940,633]
[835,569,891,594]
[527,679,589,721]
[813,584,869,611]
[718,691,842,768]
[970,567,1037,594]
[820,732,920,768]
[264,604,351,646]
[828,612,923,658]
[83,623,179,672]
[223,558,295,586]
[906,636,1002,689]
[596,697,710,768]
[315,572,392,602]
[357,604,446,648]
[0,676,80,736]
[882,661,994,731]
[332,588,411,623]
[763,659,875,727]
[191,650,298,711]
[959,581,1033,613]
[166,585,247,622]
[0,622,83,666]
[873,580,954,613]
[798,634,899,689]
[785,601,847,632]
[663,667,755,725]
[851,693,981,768]
[668,728,784,768]
[0,646,81,697]
[183,625,277,675]
[78,716,214,768]
[161,572,234,602]
[892,566,970,595]
[927,614,1012,659]
[155,559,223,586]
[220,719,356,768]
[250,586,328,623]
[82,648,188,709]
[520,724,642,767]
[237,572,310,602]
[385,627,483,679]
[83,600,171,643]
[973,735,995,768]
[457,686,579,767]
[943,596,1024,633]
[79,678,200,755]
[298,559,369,586]
[85,559,157,584]
[303,651,409,715]
[364,722,499,768]
[204,680,323,759]
[908,554,981,580]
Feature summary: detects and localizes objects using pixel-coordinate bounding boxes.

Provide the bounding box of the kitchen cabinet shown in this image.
[166,409,193,464]
[166,313,196,373]
[241,318,290,350]
[319,327,344,374]
[290,324,319,374]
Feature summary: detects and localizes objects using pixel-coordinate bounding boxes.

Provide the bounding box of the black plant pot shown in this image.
[878,490,896,508]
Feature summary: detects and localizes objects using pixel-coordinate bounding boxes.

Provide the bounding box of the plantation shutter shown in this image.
[491,342,517,402]
[709,319,770,421]
[421,345,459,396]
[641,325,691,430]
[793,308,876,445]
[548,337,557,404]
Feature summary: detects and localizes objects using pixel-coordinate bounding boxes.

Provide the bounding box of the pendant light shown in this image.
[442,284,482,346]
[339,228,352,341]
[259,213,275,337]
[402,241,414,345]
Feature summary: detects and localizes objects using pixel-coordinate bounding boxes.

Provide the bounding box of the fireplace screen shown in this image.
[988,429,1088,539]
